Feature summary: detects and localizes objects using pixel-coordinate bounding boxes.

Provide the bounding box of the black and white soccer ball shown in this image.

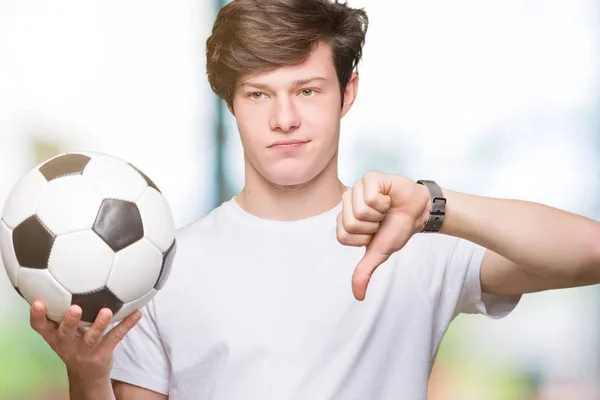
[0,152,176,326]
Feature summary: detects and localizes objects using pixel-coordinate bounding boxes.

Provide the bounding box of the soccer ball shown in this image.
[0,152,176,326]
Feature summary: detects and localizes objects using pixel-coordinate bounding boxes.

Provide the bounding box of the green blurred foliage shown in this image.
[432,316,535,400]
[0,304,68,399]
[0,136,69,399]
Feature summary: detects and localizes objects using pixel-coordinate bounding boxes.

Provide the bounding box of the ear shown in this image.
[341,72,359,118]
[227,101,235,116]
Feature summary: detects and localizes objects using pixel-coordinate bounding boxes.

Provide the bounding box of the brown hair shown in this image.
[206,0,368,109]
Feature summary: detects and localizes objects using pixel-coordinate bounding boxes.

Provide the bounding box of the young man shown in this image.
[28,0,600,399]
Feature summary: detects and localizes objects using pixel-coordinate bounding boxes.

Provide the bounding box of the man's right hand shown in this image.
[29,301,141,385]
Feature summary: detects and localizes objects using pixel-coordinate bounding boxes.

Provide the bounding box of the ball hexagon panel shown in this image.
[106,238,162,303]
[1,169,47,229]
[82,154,147,203]
[71,286,124,324]
[93,199,144,252]
[111,288,157,322]
[155,240,176,290]
[12,215,55,269]
[137,187,175,253]
[0,220,19,286]
[48,230,115,294]
[36,175,104,236]
[38,153,91,181]
[18,267,72,323]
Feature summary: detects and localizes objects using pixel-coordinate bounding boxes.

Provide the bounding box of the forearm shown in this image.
[68,373,115,400]
[439,189,600,282]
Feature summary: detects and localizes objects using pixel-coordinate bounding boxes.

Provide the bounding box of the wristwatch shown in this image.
[416,180,445,233]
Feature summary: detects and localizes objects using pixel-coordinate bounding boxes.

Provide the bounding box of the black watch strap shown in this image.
[417,180,446,233]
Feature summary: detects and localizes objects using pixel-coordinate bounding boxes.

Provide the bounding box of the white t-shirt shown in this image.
[110,198,520,399]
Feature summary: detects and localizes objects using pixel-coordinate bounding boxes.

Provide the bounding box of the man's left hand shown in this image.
[336,171,431,301]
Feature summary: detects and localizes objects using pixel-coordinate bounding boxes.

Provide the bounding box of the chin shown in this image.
[263,169,318,189]
[267,175,312,188]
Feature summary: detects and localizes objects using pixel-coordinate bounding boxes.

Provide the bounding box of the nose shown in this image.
[269,97,300,133]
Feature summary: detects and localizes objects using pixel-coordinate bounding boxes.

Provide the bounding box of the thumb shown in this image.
[351,248,391,301]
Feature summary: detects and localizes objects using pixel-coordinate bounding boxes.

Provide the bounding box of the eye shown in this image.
[300,89,316,97]
[250,92,264,100]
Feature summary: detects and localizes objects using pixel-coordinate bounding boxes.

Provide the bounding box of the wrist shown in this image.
[67,368,109,385]
[438,189,470,238]
[67,370,114,400]
[416,183,431,232]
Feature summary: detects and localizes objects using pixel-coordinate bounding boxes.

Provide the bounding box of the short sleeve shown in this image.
[415,234,521,330]
[456,239,521,319]
[110,299,171,395]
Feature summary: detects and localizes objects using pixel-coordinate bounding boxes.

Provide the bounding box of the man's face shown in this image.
[231,42,358,187]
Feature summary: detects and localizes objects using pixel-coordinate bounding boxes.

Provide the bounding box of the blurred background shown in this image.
[0,0,599,399]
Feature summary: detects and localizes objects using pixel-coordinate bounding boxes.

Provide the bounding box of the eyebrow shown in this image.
[238,76,327,90]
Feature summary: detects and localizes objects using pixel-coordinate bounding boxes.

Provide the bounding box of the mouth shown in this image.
[268,140,310,149]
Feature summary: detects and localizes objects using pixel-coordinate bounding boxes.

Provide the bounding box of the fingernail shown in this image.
[33,302,43,312]
[99,311,110,323]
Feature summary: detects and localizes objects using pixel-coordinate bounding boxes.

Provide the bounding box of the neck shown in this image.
[236,154,346,221]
